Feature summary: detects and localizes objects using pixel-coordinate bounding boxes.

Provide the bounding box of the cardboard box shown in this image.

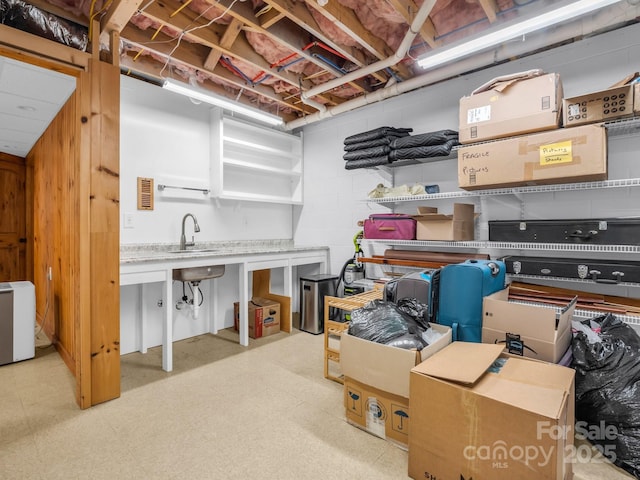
[482,286,576,363]
[233,297,280,338]
[459,72,563,143]
[408,342,575,480]
[458,123,607,190]
[412,203,476,241]
[563,73,639,127]
[341,323,452,447]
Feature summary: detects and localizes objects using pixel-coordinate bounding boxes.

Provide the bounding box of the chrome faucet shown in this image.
[180,213,201,250]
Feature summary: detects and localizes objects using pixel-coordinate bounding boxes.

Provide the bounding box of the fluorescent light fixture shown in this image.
[417,0,622,70]
[162,78,283,126]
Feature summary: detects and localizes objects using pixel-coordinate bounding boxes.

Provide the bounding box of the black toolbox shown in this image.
[502,255,640,284]
[489,218,640,245]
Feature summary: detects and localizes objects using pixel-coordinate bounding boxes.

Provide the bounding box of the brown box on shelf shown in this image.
[341,324,452,447]
[563,73,639,127]
[459,71,563,144]
[481,286,575,363]
[408,342,575,480]
[233,297,281,339]
[412,203,476,241]
[458,123,607,190]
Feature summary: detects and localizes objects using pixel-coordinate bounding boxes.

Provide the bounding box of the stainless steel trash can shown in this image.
[299,274,338,334]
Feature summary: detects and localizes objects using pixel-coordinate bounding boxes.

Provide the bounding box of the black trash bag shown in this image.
[348,299,427,349]
[395,297,430,331]
[571,313,640,478]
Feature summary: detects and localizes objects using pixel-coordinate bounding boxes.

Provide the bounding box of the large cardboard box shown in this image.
[459,72,563,144]
[341,323,452,447]
[409,342,575,480]
[458,123,607,190]
[412,203,475,241]
[482,286,576,363]
[563,73,639,127]
[233,297,281,338]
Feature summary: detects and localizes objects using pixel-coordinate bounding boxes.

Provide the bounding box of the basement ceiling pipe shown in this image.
[286,4,640,131]
[299,0,437,109]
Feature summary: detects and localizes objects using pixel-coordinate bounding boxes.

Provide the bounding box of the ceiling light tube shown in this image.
[417,0,622,70]
[162,78,283,126]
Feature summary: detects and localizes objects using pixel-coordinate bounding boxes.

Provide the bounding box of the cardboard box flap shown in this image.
[470,69,545,95]
[412,342,505,385]
[474,367,569,419]
[609,72,640,88]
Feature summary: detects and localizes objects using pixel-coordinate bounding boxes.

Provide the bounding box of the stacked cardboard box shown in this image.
[563,73,640,127]
[459,71,563,144]
[341,324,452,447]
[457,123,607,190]
[481,286,576,363]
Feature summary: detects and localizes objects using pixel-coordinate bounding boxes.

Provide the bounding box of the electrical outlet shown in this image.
[47,266,52,281]
[123,212,135,229]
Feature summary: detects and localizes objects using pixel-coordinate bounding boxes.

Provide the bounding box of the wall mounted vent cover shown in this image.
[137,177,154,210]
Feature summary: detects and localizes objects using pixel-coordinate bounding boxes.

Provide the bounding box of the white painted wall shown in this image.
[119,76,293,354]
[296,22,640,304]
[119,75,293,244]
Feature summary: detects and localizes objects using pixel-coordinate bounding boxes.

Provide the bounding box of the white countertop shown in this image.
[120,239,329,265]
[119,239,330,371]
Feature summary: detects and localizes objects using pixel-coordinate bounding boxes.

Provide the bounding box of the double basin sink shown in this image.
[168,248,225,282]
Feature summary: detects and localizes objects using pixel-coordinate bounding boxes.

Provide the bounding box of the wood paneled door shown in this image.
[0,154,26,282]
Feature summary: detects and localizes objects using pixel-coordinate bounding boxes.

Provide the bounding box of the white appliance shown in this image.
[0,281,35,366]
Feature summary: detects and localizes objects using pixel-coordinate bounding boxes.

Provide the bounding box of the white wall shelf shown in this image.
[363,239,640,254]
[211,111,303,204]
[366,177,640,204]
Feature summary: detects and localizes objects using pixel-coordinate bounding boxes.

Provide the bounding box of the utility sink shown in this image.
[172,265,225,282]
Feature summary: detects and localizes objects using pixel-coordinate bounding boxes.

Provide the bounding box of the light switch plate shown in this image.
[124,212,135,229]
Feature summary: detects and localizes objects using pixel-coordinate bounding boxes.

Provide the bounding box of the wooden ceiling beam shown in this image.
[204,17,243,71]
[256,6,286,29]
[100,0,145,41]
[120,25,315,115]
[478,0,499,23]
[135,0,302,88]
[261,0,387,83]
[201,0,362,97]
[305,0,411,79]
[386,0,440,49]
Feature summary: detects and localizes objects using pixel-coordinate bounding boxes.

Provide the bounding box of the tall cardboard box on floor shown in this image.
[341,324,452,448]
[409,342,575,480]
[459,70,563,143]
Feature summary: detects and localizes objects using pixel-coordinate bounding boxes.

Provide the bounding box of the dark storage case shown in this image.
[489,218,640,245]
[503,256,640,284]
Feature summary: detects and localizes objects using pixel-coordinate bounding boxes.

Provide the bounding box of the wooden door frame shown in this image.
[0,24,121,408]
